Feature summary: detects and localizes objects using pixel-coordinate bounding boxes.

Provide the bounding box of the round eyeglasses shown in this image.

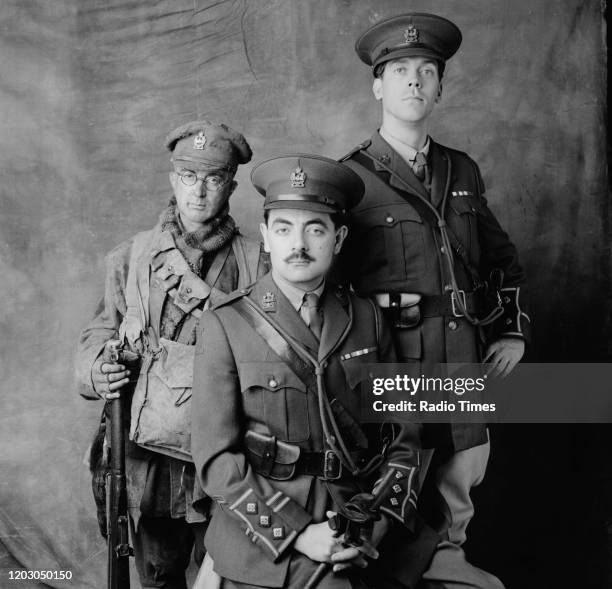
[177,170,229,191]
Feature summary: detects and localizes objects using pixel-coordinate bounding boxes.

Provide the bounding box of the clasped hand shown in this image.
[92,339,131,400]
[294,511,381,572]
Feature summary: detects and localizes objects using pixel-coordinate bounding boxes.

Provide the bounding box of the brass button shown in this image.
[268,378,278,388]
[505,318,512,325]
[386,215,394,224]
[186,287,192,294]
[440,246,446,254]
[504,296,511,304]
[259,515,271,527]
[392,484,402,494]
[448,320,458,330]
[246,502,257,514]
[390,497,399,506]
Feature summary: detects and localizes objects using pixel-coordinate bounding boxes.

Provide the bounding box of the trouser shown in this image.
[130,515,207,589]
[418,439,504,589]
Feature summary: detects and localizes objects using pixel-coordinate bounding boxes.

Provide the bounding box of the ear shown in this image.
[169,170,177,187]
[227,180,237,196]
[372,77,383,101]
[333,225,349,255]
[259,222,271,253]
[435,82,443,103]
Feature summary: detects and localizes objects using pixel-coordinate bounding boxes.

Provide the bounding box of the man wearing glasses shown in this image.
[76,121,267,589]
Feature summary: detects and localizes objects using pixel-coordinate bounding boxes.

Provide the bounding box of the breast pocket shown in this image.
[238,361,310,442]
[356,204,427,282]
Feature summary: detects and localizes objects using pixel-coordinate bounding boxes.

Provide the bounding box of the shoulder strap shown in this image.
[232,234,262,289]
[120,230,155,347]
[338,139,372,162]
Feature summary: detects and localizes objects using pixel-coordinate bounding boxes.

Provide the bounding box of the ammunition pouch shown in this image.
[376,293,422,329]
[244,431,301,481]
[379,290,488,328]
[129,337,195,461]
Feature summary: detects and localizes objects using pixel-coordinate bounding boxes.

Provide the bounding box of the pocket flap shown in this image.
[340,350,377,390]
[358,203,423,229]
[450,196,478,216]
[238,361,307,393]
[150,338,195,389]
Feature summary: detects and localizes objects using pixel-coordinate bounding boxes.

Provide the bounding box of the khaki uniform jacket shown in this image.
[191,273,437,588]
[339,133,530,451]
[76,221,265,525]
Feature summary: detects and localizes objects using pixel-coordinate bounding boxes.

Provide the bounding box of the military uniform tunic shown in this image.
[191,273,438,589]
[339,132,530,452]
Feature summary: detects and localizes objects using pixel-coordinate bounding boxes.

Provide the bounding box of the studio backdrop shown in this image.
[0,1,609,588]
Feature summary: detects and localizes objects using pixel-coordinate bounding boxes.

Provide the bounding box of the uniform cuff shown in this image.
[493,286,531,343]
[227,488,312,562]
[376,462,419,534]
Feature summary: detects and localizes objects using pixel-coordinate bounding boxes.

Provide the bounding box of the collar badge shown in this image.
[193,131,206,150]
[290,166,306,188]
[262,291,276,310]
[404,25,419,44]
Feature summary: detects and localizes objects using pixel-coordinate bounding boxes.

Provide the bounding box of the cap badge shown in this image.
[290,166,306,188]
[193,131,206,150]
[404,25,419,44]
[262,291,276,310]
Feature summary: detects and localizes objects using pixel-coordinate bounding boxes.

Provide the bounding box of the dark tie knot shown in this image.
[413,152,428,181]
[303,292,320,310]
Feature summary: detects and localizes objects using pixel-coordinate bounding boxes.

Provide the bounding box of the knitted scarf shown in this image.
[159,197,237,254]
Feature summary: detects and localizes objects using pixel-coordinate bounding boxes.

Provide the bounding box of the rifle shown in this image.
[105,341,133,589]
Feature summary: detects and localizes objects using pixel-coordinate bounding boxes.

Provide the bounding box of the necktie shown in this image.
[302,292,322,340]
[413,151,428,182]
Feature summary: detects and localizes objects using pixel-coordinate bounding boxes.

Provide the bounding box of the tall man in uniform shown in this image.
[191,155,438,588]
[337,14,531,589]
[76,121,266,589]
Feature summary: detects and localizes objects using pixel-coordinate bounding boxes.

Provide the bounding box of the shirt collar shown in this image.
[378,128,430,164]
[271,270,325,312]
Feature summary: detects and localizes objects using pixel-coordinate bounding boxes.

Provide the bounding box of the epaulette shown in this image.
[338,139,372,162]
[211,285,253,310]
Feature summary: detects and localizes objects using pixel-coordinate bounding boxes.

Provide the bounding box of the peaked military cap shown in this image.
[251,154,364,214]
[165,120,252,172]
[356,13,462,69]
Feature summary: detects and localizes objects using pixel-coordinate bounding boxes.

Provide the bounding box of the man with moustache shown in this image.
[191,155,438,588]
[76,120,266,589]
[336,13,530,589]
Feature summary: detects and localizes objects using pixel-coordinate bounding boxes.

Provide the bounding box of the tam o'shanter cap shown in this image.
[356,13,462,69]
[251,154,365,214]
[165,120,252,171]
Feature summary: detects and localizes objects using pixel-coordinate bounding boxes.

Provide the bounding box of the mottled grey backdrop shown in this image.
[0,1,609,588]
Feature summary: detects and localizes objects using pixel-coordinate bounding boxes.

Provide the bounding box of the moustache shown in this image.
[285,252,315,263]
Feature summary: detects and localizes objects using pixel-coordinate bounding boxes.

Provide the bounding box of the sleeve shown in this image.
[471,161,531,343]
[191,310,312,562]
[371,303,422,534]
[74,240,131,399]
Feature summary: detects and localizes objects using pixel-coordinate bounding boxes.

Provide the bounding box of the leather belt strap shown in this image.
[297,450,343,480]
[420,291,480,318]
